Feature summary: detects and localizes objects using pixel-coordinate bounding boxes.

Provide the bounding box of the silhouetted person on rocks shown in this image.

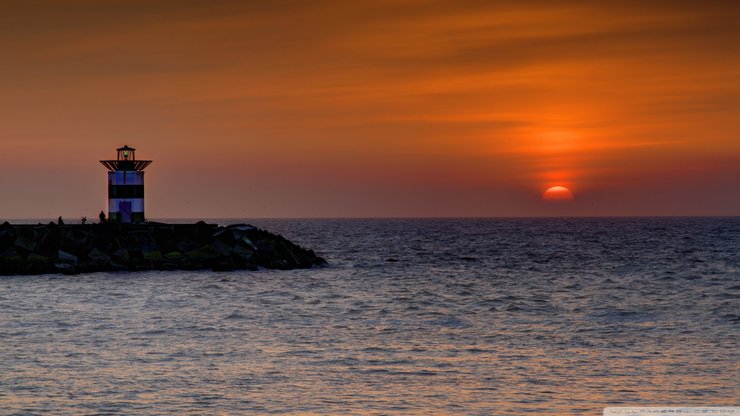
[99,211,106,223]
[81,217,86,225]
[57,216,64,225]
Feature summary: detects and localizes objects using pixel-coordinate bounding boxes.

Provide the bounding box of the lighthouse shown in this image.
[100,145,152,223]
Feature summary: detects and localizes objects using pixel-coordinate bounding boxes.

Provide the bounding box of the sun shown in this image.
[543,186,574,201]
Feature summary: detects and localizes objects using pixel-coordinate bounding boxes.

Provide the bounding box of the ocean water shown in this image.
[1,218,738,415]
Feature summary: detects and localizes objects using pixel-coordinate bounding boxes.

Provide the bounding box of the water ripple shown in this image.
[1,218,738,414]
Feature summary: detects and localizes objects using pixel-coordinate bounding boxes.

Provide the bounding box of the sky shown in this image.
[1,0,739,219]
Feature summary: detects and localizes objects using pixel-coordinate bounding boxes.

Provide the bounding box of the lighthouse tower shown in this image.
[100,145,152,223]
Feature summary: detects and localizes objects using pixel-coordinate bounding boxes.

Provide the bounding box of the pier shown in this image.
[0,221,326,275]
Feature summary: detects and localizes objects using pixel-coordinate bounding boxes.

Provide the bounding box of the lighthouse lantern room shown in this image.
[100,145,152,223]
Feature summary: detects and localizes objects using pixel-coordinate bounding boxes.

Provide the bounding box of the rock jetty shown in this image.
[0,221,326,275]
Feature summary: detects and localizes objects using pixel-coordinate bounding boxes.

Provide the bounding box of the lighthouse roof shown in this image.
[101,144,151,171]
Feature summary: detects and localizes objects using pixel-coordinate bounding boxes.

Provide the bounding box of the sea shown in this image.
[1,218,738,415]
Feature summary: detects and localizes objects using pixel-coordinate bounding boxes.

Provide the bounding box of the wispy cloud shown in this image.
[1,0,739,216]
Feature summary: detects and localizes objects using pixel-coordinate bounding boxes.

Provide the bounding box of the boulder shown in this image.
[176,240,200,254]
[186,245,219,263]
[233,244,254,261]
[112,247,130,263]
[26,253,49,264]
[0,228,16,252]
[60,227,93,255]
[0,247,24,273]
[143,251,163,261]
[15,227,38,252]
[211,238,234,257]
[57,250,78,266]
[213,229,236,247]
[163,251,185,260]
[87,248,112,266]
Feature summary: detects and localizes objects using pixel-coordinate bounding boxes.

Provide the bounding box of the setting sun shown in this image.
[543,186,575,201]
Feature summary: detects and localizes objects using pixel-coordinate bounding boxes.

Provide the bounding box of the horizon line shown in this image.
[3,215,739,223]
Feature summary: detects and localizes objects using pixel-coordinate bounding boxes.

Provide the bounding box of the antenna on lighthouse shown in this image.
[100,145,152,224]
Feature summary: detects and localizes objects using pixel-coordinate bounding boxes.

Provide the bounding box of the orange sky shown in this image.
[1,0,739,218]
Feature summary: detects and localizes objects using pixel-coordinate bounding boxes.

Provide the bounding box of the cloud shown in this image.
[1,0,739,216]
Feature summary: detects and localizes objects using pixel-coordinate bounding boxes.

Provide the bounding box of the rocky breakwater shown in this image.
[0,221,326,275]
